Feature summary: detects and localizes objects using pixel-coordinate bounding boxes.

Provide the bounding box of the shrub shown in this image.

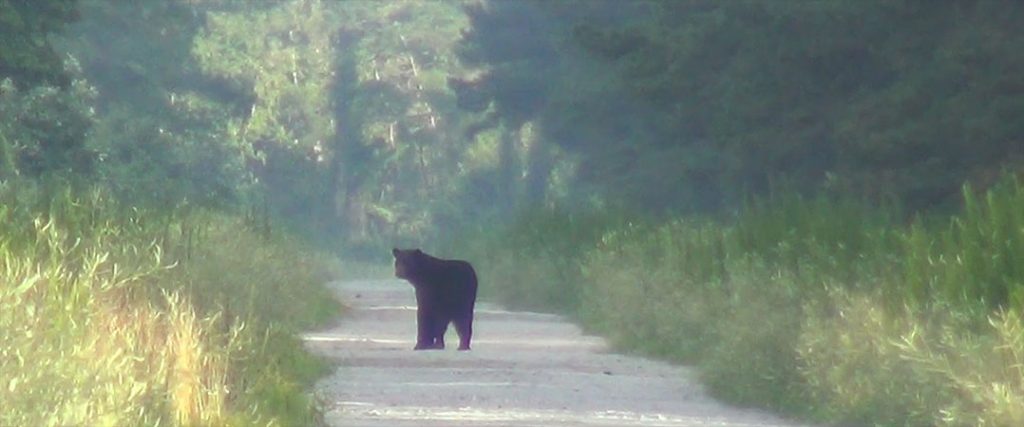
[0,185,339,426]
[458,173,1024,425]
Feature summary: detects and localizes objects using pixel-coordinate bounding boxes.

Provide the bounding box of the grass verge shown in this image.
[454,174,1024,426]
[0,183,340,426]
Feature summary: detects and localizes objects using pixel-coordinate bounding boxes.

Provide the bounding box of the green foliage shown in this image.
[0,0,79,87]
[452,208,624,314]
[458,173,1024,426]
[0,184,339,426]
[104,0,483,248]
[0,61,95,179]
[194,0,335,150]
[462,1,1024,214]
[579,219,729,361]
[917,179,1024,310]
[329,0,487,248]
[731,192,901,289]
[63,0,252,209]
[699,261,806,412]
[800,291,1024,426]
[798,291,952,425]
[177,211,339,331]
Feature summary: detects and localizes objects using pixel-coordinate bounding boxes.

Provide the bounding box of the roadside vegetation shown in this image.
[457,175,1024,426]
[441,3,1024,424]
[0,182,339,426]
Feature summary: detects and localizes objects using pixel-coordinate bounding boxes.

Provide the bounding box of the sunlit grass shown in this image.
[800,290,1024,426]
[458,173,1024,426]
[0,184,339,426]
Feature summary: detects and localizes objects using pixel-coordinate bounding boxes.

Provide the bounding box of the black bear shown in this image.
[392,248,478,350]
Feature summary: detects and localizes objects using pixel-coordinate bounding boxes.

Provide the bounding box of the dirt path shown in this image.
[304,280,810,427]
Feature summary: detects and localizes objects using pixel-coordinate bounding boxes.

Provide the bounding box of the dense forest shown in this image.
[2,0,1024,425]
[6,0,1023,245]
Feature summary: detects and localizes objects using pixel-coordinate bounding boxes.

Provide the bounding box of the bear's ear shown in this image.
[392,248,400,257]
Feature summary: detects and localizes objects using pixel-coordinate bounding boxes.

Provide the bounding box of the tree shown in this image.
[0,0,79,88]
[0,0,93,180]
[459,0,1024,214]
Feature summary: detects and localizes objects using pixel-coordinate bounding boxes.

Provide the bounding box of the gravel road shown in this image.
[304,280,810,427]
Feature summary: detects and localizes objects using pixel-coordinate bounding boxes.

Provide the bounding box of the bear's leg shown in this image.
[414,303,434,350]
[454,314,473,351]
[431,315,448,349]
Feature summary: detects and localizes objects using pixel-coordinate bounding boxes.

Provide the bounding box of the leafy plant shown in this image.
[459,172,1024,425]
[0,185,339,426]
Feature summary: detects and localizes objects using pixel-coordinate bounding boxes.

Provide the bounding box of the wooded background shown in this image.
[6,0,1021,252]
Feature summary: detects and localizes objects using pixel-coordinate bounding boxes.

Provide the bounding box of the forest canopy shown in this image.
[2,0,1022,249]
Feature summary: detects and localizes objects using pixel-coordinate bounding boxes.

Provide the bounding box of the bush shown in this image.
[699,260,806,413]
[0,185,339,426]
[457,173,1024,426]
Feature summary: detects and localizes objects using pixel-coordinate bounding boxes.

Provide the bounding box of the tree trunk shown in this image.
[497,124,522,211]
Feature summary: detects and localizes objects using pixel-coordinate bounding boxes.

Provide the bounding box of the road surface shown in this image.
[304,280,809,427]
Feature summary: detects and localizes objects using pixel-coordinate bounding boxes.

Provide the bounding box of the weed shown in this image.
[0,184,339,425]
[456,173,1024,425]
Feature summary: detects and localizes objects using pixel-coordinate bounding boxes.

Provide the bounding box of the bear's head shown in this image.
[392,248,423,280]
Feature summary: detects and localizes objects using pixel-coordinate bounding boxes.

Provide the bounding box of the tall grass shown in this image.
[0,182,339,426]
[454,209,621,313]
[459,173,1024,426]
